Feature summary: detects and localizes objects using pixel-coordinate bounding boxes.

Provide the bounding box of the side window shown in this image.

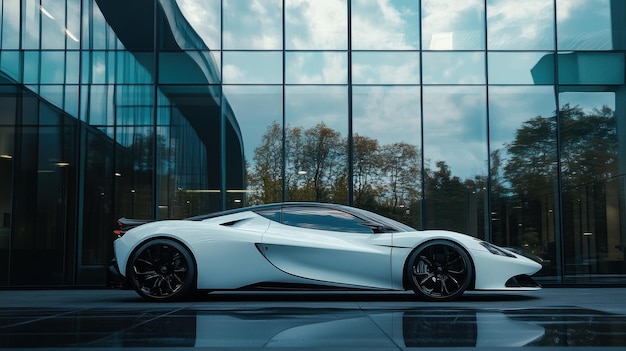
[280,207,374,234]
[254,209,281,222]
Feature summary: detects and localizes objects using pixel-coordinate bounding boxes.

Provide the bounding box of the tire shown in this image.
[127,238,196,301]
[406,240,473,302]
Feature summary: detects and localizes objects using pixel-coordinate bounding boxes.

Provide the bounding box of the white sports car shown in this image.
[110,202,542,302]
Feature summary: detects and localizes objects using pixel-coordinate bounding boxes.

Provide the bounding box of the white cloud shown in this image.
[175,0,220,49]
[286,0,347,49]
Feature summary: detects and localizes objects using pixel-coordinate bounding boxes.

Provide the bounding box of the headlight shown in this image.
[480,241,516,258]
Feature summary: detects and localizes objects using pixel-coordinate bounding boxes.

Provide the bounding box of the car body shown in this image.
[111,202,541,301]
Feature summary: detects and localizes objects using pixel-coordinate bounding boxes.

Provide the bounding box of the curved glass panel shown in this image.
[223,52,282,84]
[176,0,221,50]
[285,0,347,50]
[422,0,485,50]
[351,0,420,50]
[286,52,347,84]
[488,52,554,84]
[352,52,420,85]
[422,52,485,84]
[487,0,554,50]
[223,0,282,50]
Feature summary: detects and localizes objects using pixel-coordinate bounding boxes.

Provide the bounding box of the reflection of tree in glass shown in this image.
[495,104,617,260]
[248,122,283,205]
[245,105,617,235]
[503,104,616,196]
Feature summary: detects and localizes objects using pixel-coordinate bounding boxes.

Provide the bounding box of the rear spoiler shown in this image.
[113,217,154,238]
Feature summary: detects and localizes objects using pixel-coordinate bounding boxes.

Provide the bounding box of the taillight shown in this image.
[113,229,126,238]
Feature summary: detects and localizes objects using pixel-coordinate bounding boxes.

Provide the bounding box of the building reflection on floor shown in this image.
[1,307,625,348]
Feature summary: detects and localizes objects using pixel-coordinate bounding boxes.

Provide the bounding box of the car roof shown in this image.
[186,202,415,232]
[186,202,350,221]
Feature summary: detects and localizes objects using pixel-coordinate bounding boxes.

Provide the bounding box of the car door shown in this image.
[260,206,393,289]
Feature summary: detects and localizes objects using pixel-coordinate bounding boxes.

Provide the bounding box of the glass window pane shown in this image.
[352,52,420,85]
[223,0,282,50]
[285,86,348,203]
[422,0,485,50]
[285,0,347,50]
[40,52,65,84]
[286,52,347,84]
[21,0,40,49]
[222,85,283,206]
[488,52,554,84]
[2,0,20,49]
[41,0,70,49]
[558,91,622,282]
[351,0,420,50]
[66,0,81,50]
[488,86,558,280]
[557,0,625,50]
[0,51,22,82]
[558,53,625,85]
[422,52,485,84]
[422,86,487,237]
[23,51,40,85]
[487,0,554,50]
[223,52,282,84]
[352,86,422,228]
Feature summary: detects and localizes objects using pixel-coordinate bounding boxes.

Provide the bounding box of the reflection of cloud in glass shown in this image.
[286,0,347,50]
[351,0,419,50]
[487,0,554,50]
[222,86,282,162]
[223,0,282,49]
[353,86,420,146]
[286,52,347,84]
[422,52,485,84]
[175,0,220,49]
[422,0,485,50]
[556,0,613,50]
[285,86,348,133]
[423,86,487,178]
[488,86,556,152]
[352,52,420,84]
[223,52,282,84]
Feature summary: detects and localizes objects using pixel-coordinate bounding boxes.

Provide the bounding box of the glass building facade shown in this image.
[0,0,625,286]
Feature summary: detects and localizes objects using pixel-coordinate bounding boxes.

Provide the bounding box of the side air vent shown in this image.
[505,274,541,288]
[220,219,243,227]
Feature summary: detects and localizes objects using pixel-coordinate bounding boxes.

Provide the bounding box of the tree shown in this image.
[352,134,384,208]
[247,121,283,204]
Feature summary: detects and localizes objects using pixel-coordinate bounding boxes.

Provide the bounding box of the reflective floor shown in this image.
[1,289,626,350]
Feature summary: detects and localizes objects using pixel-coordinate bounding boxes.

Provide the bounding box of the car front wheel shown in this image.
[128,238,196,301]
[406,240,473,301]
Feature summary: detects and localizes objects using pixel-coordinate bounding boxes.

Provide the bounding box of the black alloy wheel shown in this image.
[406,240,473,301]
[128,239,196,301]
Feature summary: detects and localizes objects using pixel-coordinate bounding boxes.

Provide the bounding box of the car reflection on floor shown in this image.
[2,306,626,348]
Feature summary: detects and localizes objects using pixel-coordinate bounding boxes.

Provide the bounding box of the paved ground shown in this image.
[1,288,625,350]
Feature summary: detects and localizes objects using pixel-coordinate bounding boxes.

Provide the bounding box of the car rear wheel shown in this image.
[406,240,473,301]
[128,239,196,301]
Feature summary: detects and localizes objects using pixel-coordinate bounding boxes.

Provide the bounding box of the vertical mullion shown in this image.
[347,0,353,206]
